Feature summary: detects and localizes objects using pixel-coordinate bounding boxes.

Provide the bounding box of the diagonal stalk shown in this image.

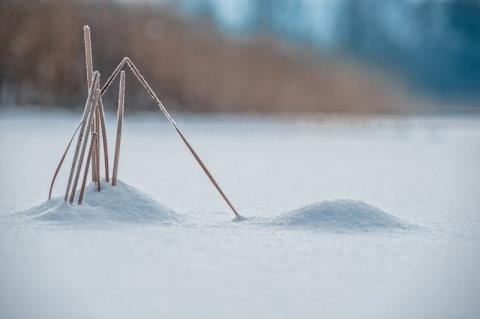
[48,121,82,199]
[101,57,128,96]
[125,58,239,217]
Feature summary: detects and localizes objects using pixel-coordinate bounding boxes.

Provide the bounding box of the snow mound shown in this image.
[18,180,179,224]
[273,200,412,232]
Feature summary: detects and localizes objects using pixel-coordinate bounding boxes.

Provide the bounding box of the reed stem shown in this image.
[91,117,97,182]
[98,96,109,182]
[101,57,128,96]
[84,25,93,91]
[69,84,101,203]
[78,132,97,205]
[64,72,99,201]
[112,71,125,186]
[125,59,239,216]
[95,106,101,190]
[49,121,81,199]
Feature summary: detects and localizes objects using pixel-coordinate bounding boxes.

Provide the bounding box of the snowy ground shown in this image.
[1,109,479,319]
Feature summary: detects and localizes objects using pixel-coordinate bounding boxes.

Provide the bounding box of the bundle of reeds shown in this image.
[49,26,239,217]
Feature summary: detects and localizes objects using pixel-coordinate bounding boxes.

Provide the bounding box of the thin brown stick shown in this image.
[95,106,101,191]
[64,105,90,201]
[101,57,128,96]
[84,25,93,91]
[91,105,98,183]
[71,119,92,203]
[64,72,99,201]
[78,132,97,205]
[91,116,97,182]
[98,96,109,182]
[112,71,125,186]
[125,59,239,216]
[69,86,101,203]
[91,75,103,183]
[86,25,96,183]
[48,121,82,199]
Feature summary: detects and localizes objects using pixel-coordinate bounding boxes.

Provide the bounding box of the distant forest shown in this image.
[0,0,410,114]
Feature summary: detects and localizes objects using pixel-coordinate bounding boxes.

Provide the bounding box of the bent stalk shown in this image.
[126,59,239,216]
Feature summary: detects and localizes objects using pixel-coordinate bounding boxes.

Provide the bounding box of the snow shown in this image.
[14,180,179,225]
[0,109,479,319]
[272,200,414,231]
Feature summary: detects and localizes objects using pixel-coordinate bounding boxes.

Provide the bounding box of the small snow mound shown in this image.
[19,180,179,224]
[273,200,412,232]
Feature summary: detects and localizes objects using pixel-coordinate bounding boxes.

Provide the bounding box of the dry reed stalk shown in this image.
[91,116,97,183]
[112,71,125,186]
[69,85,101,203]
[78,132,97,205]
[49,121,82,199]
[125,59,239,216]
[95,106,101,191]
[91,79,102,185]
[101,57,128,96]
[64,72,99,201]
[91,90,99,183]
[85,25,98,184]
[98,94,109,182]
[84,25,93,91]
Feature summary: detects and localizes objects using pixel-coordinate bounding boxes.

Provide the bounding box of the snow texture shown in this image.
[16,180,179,225]
[1,110,479,319]
[273,199,413,231]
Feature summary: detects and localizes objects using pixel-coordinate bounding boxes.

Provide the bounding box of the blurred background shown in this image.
[0,0,479,114]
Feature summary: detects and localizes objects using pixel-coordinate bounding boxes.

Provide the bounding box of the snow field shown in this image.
[0,110,479,319]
